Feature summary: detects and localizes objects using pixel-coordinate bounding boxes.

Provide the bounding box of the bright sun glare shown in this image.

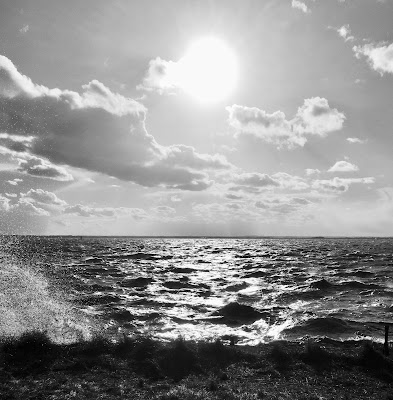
[177,37,238,103]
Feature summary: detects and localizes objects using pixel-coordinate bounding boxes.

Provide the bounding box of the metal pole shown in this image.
[384,325,389,356]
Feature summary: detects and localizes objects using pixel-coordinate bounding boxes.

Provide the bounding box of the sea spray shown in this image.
[0,261,92,343]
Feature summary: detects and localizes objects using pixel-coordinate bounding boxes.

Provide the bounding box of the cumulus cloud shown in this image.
[272,172,309,191]
[336,25,354,42]
[291,0,310,13]
[328,160,359,172]
[228,172,280,193]
[312,177,375,192]
[226,97,345,148]
[353,42,393,75]
[347,137,366,144]
[6,178,23,186]
[0,193,49,216]
[137,57,180,94]
[21,189,67,207]
[0,55,230,191]
[17,154,74,181]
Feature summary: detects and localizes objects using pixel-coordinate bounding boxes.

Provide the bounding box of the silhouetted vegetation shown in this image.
[0,332,392,399]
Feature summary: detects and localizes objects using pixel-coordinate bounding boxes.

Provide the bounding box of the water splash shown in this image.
[0,262,92,343]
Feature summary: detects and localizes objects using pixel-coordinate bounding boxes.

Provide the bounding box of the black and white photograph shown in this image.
[0,0,393,398]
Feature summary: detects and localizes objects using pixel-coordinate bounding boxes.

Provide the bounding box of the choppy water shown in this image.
[0,236,392,345]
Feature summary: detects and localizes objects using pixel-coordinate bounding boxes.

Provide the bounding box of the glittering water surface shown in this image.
[0,236,392,344]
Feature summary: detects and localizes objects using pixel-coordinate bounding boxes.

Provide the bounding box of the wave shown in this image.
[308,279,382,291]
[283,317,361,336]
[0,262,92,343]
[211,302,269,326]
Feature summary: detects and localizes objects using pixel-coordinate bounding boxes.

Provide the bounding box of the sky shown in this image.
[0,0,392,236]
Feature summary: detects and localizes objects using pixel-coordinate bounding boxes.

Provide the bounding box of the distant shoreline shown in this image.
[1,235,393,239]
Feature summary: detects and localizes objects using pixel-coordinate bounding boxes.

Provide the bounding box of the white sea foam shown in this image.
[0,262,92,343]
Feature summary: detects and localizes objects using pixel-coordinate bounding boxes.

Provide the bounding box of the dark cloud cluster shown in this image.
[0,55,230,190]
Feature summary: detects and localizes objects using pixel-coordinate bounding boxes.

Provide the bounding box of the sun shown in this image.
[177,37,238,103]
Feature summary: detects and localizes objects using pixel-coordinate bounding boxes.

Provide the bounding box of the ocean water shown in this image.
[0,236,392,345]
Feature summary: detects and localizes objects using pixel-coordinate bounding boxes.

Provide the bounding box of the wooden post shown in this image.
[384,325,389,356]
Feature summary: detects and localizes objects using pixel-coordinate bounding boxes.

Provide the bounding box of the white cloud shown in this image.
[233,172,280,188]
[19,25,29,34]
[347,137,366,144]
[305,168,320,176]
[226,97,345,148]
[21,189,67,207]
[354,42,393,75]
[291,0,309,13]
[0,193,49,216]
[312,177,375,192]
[6,178,23,186]
[17,154,74,181]
[0,55,230,191]
[137,57,180,94]
[336,25,354,42]
[294,97,345,136]
[272,172,310,191]
[328,160,359,172]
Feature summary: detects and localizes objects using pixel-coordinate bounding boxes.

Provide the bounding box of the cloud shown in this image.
[17,154,74,181]
[137,57,180,94]
[328,161,359,172]
[233,172,280,188]
[0,133,34,153]
[0,193,49,216]
[6,178,23,186]
[347,137,366,144]
[228,172,280,193]
[226,97,345,148]
[192,202,258,222]
[294,97,345,136]
[19,25,29,34]
[336,25,354,42]
[0,195,11,211]
[63,204,147,219]
[21,189,67,207]
[272,172,310,191]
[0,139,74,181]
[305,168,320,176]
[291,0,310,13]
[152,205,176,217]
[255,196,311,214]
[228,171,308,193]
[225,193,243,200]
[0,55,230,191]
[353,42,393,75]
[312,177,375,192]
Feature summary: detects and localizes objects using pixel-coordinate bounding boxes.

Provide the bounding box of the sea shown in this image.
[0,236,392,345]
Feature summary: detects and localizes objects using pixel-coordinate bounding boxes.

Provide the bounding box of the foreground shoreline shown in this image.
[1,332,393,399]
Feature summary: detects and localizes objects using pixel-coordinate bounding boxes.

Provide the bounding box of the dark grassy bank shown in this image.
[1,332,393,399]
